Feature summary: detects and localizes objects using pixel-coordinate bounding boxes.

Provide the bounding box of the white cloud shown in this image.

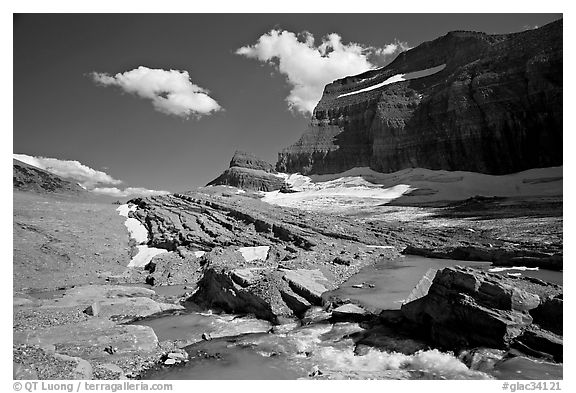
[90,66,222,118]
[91,187,171,198]
[236,30,409,114]
[14,153,122,188]
[14,153,171,197]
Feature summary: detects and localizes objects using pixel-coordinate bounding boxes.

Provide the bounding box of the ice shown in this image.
[128,245,168,268]
[489,266,539,273]
[262,166,562,212]
[238,246,270,262]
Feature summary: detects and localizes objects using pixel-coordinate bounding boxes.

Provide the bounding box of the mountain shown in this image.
[207,151,286,191]
[13,158,87,195]
[277,19,562,176]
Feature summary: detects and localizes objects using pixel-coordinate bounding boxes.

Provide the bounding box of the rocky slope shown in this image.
[207,151,286,192]
[277,20,562,176]
[13,159,87,195]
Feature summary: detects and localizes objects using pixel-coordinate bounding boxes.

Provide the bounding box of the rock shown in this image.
[82,295,183,319]
[276,20,562,177]
[145,252,203,286]
[512,326,563,362]
[308,365,323,377]
[459,348,505,373]
[190,263,292,323]
[201,333,212,341]
[301,306,332,325]
[492,355,563,380]
[401,267,554,350]
[207,167,286,192]
[167,352,187,361]
[164,358,176,365]
[229,150,277,173]
[103,345,117,355]
[207,151,284,191]
[331,304,369,322]
[13,318,159,362]
[53,353,93,379]
[530,295,563,335]
[97,363,125,379]
[282,269,336,305]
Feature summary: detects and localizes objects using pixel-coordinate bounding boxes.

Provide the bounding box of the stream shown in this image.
[135,255,562,380]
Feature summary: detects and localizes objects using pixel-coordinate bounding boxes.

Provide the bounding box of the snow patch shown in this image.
[338,64,446,98]
[117,203,170,268]
[262,173,413,211]
[116,204,136,218]
[124,217,149,243]
[488,266,539,273]
[128,245,168,268]
[238,246,270,262]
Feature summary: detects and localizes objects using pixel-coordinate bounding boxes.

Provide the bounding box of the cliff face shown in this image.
[277,20,563,175]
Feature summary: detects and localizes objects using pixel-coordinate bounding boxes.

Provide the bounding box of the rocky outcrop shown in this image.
[277,20,562,176]
[208,151,285,192]
[190,248,346,323]
[401,267,562,360]
[13,159,86,195]
[229,150,277,173]
[208,167,285,192]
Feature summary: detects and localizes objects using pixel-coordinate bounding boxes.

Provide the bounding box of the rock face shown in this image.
[13,159,86,195]
[277,20,562,176]
[208,151,285,192]
[401,266,562,360]
[229,150,277,173]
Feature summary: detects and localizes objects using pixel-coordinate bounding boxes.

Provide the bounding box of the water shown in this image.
[324,255,562,312]
[324,255,491,312]
[138,256,562,380]
[143,322,492,380]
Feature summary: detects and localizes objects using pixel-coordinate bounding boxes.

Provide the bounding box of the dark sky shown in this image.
[13,13,562,192]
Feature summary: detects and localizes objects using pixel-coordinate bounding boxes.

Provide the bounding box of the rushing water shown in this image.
[138,255,562,380]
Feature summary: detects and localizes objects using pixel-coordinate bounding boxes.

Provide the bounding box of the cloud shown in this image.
[90,66,222,118]
[236,30,409,114]
[14,153,171,197]
[91,187,171,198]
[14,153,122,188]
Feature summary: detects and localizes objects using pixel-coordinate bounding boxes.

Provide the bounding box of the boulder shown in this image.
[331,304,369,322]
[530,295,563,335]
[282,269,336,305]
[401,267,547,350]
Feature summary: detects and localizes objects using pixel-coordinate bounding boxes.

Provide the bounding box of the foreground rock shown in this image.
[401,266,562,361]
[190,248,345,323]
[13,284,186,379]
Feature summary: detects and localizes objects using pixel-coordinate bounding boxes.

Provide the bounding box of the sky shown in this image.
[13,13,562,196]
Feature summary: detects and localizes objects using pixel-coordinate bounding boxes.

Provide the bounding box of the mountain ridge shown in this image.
[277,19,563,176]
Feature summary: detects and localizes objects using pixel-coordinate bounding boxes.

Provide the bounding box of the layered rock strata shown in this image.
[277,20,562,176]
